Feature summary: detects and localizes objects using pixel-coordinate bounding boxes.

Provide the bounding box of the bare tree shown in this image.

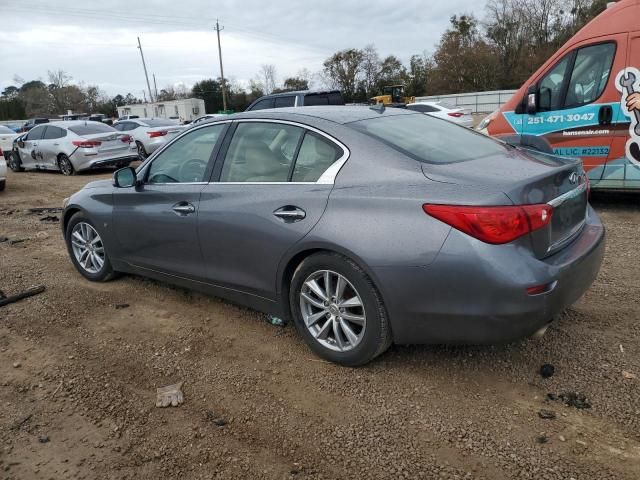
[259,64,277,95]
[322,48,364,102]
[361,44,381,99]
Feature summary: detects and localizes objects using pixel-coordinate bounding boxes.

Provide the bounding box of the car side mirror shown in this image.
[113,167,138,188]
[527,85,538,115]
[18,140,25,148]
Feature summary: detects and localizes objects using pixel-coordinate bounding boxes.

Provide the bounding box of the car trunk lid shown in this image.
[82,132,131,156]
[421,148,588,258]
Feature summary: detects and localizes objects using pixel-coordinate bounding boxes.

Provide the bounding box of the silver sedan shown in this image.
[13,121,137,175]
[113,118,186,159]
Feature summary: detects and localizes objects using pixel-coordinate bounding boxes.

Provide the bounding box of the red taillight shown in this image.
[0,148,3,158]
[72,140,101,148]
[423,203,553,245]
[447,112,464,118]
[147,130,168,138]
[120,135,131,143]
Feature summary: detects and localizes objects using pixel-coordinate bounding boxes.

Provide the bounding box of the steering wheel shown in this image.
[179,158,208,182]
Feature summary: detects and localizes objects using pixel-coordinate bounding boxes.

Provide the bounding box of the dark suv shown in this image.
[245,90,344,111]
[22,118,49,132]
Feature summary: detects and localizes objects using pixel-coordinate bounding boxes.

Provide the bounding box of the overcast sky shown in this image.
[0,0,483,98]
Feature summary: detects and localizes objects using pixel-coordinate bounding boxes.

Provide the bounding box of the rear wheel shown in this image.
[7,152,24,172]
[136,141,148,160]
[58,154,75,176]
[65,212,117,282]
[289,252,392,366]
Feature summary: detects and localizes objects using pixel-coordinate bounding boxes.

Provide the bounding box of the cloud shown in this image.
[0,0,483,96]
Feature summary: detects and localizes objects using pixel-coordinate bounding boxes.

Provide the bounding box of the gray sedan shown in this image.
[13,121,137,175]
[62,107,605,366]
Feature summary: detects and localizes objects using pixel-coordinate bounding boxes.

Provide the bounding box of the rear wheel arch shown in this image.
[278,246,389,322]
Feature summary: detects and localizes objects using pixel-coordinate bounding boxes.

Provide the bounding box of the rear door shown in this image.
[112,123,228,278]
[198,120,346,299]
[522,37,624,183]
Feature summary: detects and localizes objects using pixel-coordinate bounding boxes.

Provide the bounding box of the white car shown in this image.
[113,118,186,159]
[0,125,18,191]
[405,102,474,128]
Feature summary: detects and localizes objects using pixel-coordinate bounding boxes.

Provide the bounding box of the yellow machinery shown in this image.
[369,85,415,106]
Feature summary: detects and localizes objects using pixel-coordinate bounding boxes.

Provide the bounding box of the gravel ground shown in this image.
[0,168,639,480]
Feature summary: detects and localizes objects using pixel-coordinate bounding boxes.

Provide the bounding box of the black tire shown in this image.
[65,212,118,282]
[7,152,24,172]
[289,252,392,367]
[0,179,5,191]
[136,141,148,160]
[58,154,75,176]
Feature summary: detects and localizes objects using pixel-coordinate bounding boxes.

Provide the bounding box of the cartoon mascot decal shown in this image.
[616,67,640,166]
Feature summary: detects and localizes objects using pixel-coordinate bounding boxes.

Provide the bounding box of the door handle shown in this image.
[598,105,613,125]
[273,206,306,221]
[171,202,196,216]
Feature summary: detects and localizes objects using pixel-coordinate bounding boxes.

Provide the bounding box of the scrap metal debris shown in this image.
[205,410,227,426]
[9,238,29,245]
[27,207,63,214]
[155,382,184,408]
[538,409,556,419]
[0,285,45,307]
[547,392,592,409]
[39,215,60,223]
[115,303,130,310]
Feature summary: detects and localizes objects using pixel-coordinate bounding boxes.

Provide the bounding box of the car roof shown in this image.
[227,105,416,125]
[40,120,115,128]
[259,89,341,98]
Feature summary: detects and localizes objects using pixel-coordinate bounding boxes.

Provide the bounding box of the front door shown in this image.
[39,125,67,169]
[19,124,47,169]
[523,38,622,183]
[198,120,345,300]
[112,122,228,279]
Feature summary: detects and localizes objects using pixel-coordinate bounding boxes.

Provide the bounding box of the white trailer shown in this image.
[117,98,205,122]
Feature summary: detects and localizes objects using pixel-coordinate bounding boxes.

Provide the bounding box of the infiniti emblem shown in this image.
[569,172,579,185]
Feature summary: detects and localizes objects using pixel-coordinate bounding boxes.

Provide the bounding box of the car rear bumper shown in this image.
[70,152,138,171]
[373,205,605,345]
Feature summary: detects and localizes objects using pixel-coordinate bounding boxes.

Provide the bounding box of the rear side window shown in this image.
[274,96,295,108]
[69,123,116,135]
[248,98,275,111]
[291,132,343,182]
[42,126,67,139]
[350,114,508,164]
[407,104,439,113]
[220,122,303,182]
[304,94,329,106]
[564,43,615,108]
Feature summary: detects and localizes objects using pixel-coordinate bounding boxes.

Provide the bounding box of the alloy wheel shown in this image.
[70,222,105,274]
[137,142,147,159]
[59,156,73,175]
[299,270,366,352]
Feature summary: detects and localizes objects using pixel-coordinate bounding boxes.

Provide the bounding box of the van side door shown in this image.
[523,37,624,184]
[608,32,640,188]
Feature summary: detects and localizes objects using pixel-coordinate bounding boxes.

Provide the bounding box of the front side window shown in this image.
[351,113,508,164]
[538,55,571,111]
[291,132,343,182]
[564,43,615,108]
[220,122,303,182]
[26,125,46,140]
[146,124,225,183]
[43,126,66,140]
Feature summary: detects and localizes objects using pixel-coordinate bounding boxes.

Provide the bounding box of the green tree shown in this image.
[322,48,364,102]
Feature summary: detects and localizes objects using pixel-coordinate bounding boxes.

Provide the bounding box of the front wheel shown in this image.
[65,213,117,282]
[7,152,24,172]
[289,252,392,366]
[58,154,75,176]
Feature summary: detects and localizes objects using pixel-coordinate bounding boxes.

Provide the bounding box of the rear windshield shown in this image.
[349,113,507,164]
[436,102,457,109]
[0,125,14,134]
[68,123,116,135]
[143,119,178,127]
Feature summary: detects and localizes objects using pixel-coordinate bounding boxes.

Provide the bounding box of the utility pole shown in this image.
[137,36,154,104]
[214,19,228,112]
[153,73,159,100]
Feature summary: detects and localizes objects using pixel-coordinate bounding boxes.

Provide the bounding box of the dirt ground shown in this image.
[0,167,639,480]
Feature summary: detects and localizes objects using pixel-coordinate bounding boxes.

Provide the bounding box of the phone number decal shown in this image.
[527,113,595,125]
